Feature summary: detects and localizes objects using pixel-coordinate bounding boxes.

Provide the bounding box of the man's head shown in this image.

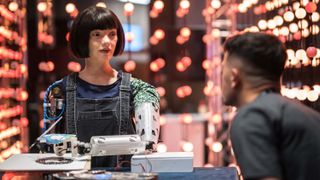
[221,32,287,106]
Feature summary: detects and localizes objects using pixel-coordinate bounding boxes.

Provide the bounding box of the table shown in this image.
[0,167,239,180]
[158,167,239,180]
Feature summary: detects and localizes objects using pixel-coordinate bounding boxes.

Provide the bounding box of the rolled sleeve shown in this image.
[130,78,160,109]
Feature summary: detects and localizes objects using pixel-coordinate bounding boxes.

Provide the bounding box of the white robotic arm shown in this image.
[134,102,160,148]
[38,102,160,157]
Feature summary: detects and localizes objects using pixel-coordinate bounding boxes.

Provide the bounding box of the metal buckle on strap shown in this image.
[66,86,76,91]
[120,86,131,92]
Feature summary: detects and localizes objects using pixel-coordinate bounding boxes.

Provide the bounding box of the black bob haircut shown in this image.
[69,6,125,58]
[224,32,287,82]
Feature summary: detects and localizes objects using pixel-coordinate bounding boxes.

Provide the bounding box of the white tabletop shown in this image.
[0,153,90,171]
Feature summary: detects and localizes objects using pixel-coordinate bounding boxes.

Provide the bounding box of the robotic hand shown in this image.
[134,102,160,151]
[38,134,91,157]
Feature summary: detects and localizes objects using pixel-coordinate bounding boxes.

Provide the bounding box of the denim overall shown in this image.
[65,72,135,168]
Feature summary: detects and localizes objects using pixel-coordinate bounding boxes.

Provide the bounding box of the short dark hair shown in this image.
[69,6,125,58]
[224,32,287,82]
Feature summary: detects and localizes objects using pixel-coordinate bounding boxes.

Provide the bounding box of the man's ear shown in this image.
[230,68,240,88]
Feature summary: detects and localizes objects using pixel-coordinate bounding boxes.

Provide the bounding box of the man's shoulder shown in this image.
[257,93,320,117]
[239,93,311,114]
[236,93,320,125]
[236,93,285,119]
[250,93,287,107]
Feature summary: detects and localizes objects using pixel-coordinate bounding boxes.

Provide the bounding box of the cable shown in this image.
[29,116,63,150]
[116,160,147,172]
[145,155,153,173]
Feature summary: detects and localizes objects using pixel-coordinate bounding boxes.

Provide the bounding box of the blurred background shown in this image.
[0,0,319,168]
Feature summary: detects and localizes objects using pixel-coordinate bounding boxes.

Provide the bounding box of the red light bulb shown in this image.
[306,46,317,58]
[305,2,317,13]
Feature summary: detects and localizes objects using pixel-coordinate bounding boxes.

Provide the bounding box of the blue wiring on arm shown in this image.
[43,79,65,122]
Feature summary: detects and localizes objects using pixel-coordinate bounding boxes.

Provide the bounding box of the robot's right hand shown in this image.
[145,141,156,151]
[143,142,157,155]
[77,142,91,155]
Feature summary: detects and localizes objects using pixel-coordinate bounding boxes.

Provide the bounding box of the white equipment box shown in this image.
[0,153,90,171]
[131,152,193,173]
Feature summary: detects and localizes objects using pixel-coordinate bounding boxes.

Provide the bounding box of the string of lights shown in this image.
[0,0,28,161]
[0,141,22,161]
[124,1,137,72]
[202,0,237,167]
[235,0,320,102]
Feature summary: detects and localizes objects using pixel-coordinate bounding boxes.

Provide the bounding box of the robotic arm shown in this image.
[40,86,160,156]
[134,102,160,150]
[89,102,160,156]
[43,81,65,122]
[38,134,147,157]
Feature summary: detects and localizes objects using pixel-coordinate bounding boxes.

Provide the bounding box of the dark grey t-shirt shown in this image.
[230,92,320,180]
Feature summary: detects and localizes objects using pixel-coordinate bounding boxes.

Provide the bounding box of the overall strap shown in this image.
[119,72,131,135]
[66,73,77,134]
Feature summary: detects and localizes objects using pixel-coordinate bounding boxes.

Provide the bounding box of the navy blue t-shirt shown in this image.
[61,73,121,99]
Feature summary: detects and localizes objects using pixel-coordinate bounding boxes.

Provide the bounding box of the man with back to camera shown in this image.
[221,32,320,180]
